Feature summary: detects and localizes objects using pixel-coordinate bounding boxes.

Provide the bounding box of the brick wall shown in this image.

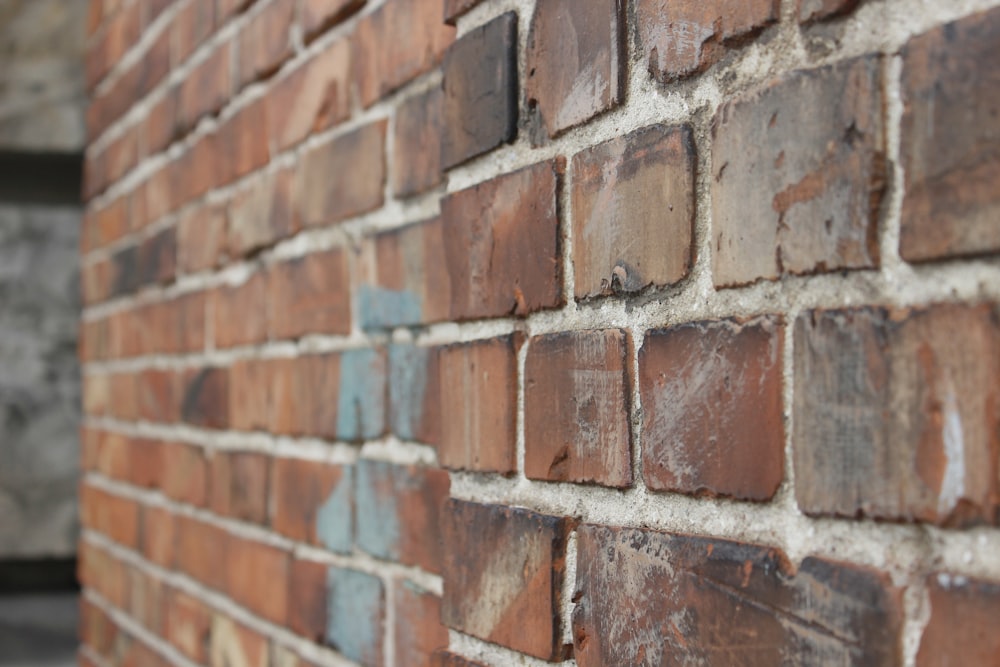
[79,0,1000,666]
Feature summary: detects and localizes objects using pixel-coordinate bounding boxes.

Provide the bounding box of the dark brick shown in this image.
[440,161,562,319]
[640,316,785,501]
[442,500,573,661]
[572,124,696,298]
[917,574,1000,665]
[441,13,517,168]
[393,86,444,197]
[794,304,1000,524]
[181,367,230,429]
[573,525,903,667]
[524,329,632,487]
[712,55,885,287]
[138,227,177,287]
[899,8,1000,262]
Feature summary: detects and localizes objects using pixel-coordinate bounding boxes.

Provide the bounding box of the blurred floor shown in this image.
[0,593,77,667]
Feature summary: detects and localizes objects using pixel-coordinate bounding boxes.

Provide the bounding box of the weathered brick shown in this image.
[297,121,386,227]
[288,558,328,642]
[88,2,141,88]
[326,568,385,666]
[526,0,623,137]
[178,204,228,273]
[209,451,271,524]
[80,543,129,609]
[440,161,562,319]
[442,500,573,660]
[302,0,366,39]
[640,316,785,500]
[178,45,230,132]
[573,525,903,666]
[394,581,448,666]
[270,458,352,550]
[138,227,178,287]
[799,0,862,22]
[237,0,294,86]
[268,249,351,339]
[711,55,885,287]
[354,0,454,107]
[917,573,1000,665]
[572,124,695,297]
[268,39,352,153]
[437,337,517,473]
[209,615,268,667]
[165,589,212,663]
[180,367,230,429]
[637,0,778,82]
[899,8,1000,262]
[228,168,297,258]
[387,343,441,444]
[126,568,165,634]
[355,461,449,573]
[225,535,290,624]
[794,304,1000,524]
[393,87,444,197]
[179,132,221,202]
[524,329,632,487]
[145,91,177,156]
[138,29,172,101]
[213,272,269,348]
[441,13,517,168]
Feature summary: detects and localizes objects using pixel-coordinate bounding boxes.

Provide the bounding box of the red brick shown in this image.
[172,0,216,64]
[136,368,178,423]
[287,558,328,641]
[799,0,862,22]
[301,0,365,38]
[526,0,623,137]
[161,443,210,506]
[145,90,178,155]
[81,485,140,549]
[147,0,177,24]
[209,615,269,667]
[640,316,785,500]
[637,0,778,82]
[212,272,269,348]
[219,98,270,184]
[175,516,228,589]
[180,132,221,202]
[572,124,695,298]
[141,505,176,568]
[442,500,573,661]
[80,543,129,609]
[393,87,443,197]
[178,45,230,132]
[137,24,172,100]
[178,204,228,273]
[110,371,139,421]
[899,8,1000,262]
[209,450,271,524]
[354,0,454,107]
[268,249,351,339]
[228,168,297,257]
[574,525,903,666]
[437,337,517,473]
[440,161,562,319]
[524,329,632,487]
[165,589,212,663]
[237,0,294,86]
[441,12,516,168]
[917,574,1000,665]
[296,121,386,227]
[180,367,230,429]
[394,581,448,666]
[80,599,119,659]
[268,39,352,153]
[128,438,165,489]
[127,568,165,634]
[794,304,1000,524]
[443,0,484,25]
[271,458,350,546]
[711,55,885,287]
[88,2,141,88]
[225,535,290,624]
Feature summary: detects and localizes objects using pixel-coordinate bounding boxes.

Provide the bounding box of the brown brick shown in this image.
[794,304,1000,524]
[711,55,885,287]
[179,132,220,202]
[80,599,118,659]
[799,0,862,22]
[271,458,351,547]
[225,536,290,624]
[297,121,386,227]
[572,124,695,297]
[219,98,270,184]
[217,0,254,21]
[146,90,177,155]
[441,12,516,168]
[443,0,484,25]
[88,2,141,88]
[209,615,268,667]
[165,589,212,663]
[136,369,178,424]
[437,337,517,473]
[899,8,1000,262]
[268,249,351,339]
[212,272,269,348]
[178,204,228,273]
[640,316,785,501]
[354,0,454,107]
[301,0,366,39]
[524,329,632,487]
[228,168,297,257]
[139,29,172,101]
[287,559,328,642]
[173,0,216,64]
[81,486,140,549]
[442,500,573,660]
[141,505,176,568]
[917,574,1000,665]
[180,367,230,429]
[175,516,228,588]
[161,442,210,506]
[573,525,903,666]
[393,87,443,197]
[394,582,448,666]
[209,451,271,524]
[179,45,230,132]
[237,0,294,86]
[526,0,623,137]
[637,0,778,82]
[440,161,562,319]
[268,39,352,153]
[80,543,129,609]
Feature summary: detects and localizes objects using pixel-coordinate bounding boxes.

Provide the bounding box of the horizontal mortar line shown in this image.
[83,474,444,595]
[82,560,363,667]
[83,416,439,467]
[448,629,577,667]
[447,472,1000,584]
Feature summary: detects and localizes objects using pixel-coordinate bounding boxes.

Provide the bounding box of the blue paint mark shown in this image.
[316,465,353,554]
[355,460,402,561]
[388,344,430,441]
[336,349,386,441]
[358,285,423,331]
[326,568,384,664]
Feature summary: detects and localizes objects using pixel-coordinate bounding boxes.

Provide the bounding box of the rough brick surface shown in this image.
[640,316,785,500]
[794,304,1000,524]
[573,525,903,666]
[442,500,573,661]
[572,124,696,297]
[917,574,1000,665]
[712,55,885,286]
[899,8,1000,262]
[526,0,623,137]
[524,329,632,487]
